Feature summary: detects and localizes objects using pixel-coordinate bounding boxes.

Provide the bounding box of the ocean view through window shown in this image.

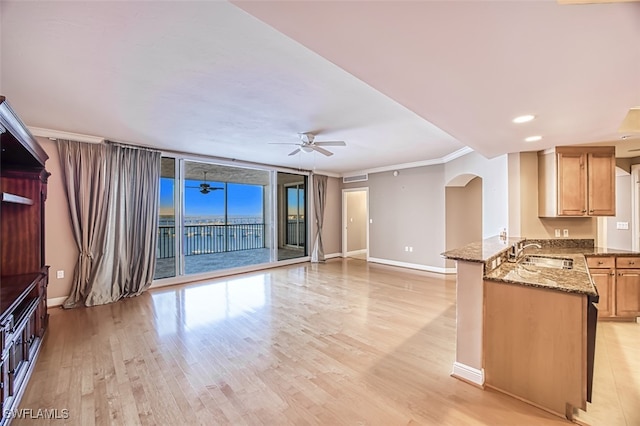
[154,158,308,280]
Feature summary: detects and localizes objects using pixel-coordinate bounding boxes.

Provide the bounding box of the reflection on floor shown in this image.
[575,318,640,426]
[155,247,306,279]
[22,259,578,425]
[277,247,306,261]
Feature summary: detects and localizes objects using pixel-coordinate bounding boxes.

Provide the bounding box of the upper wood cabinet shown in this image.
[538,146,615,217]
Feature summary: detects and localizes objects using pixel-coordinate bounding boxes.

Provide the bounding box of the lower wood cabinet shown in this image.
[587,256,640,320]
[0,270,48,425]
[589,268,615,318]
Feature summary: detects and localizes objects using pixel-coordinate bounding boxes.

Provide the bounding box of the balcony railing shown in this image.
[286,220,306,247]
[157,224,265,259]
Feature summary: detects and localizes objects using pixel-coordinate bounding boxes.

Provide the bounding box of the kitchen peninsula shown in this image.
[442,237,637,421]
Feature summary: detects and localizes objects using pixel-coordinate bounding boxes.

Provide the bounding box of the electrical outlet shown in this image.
[56,270,64,279]
[409,247,413,252]
[563,229,569,237]
[555,229,561,237]
[405,246,409,252]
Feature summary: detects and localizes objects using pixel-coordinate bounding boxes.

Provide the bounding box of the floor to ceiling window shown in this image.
[183,161,271,275]
[155,157,308,281]
[155,158,177,280]
[277,172,307,261]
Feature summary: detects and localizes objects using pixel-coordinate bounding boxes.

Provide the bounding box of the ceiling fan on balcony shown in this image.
[186,172,223,194]
[269,132,346,157]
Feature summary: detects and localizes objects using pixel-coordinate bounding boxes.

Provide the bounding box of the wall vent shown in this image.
[343,173,368,184]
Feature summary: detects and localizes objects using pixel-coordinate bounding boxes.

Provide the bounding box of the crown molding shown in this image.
[28,126,104,144]
[342,146,473,177]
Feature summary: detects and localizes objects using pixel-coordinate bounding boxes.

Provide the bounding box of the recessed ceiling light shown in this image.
[525,135,542,142]
[513,115,536,124]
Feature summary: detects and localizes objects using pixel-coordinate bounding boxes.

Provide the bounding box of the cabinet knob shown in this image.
[589,210,594,213]
[630,261,635,265]
[582,209,587,213]
[598,261,604,265]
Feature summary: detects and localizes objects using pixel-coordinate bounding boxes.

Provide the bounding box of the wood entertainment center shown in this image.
[0,96,49,423]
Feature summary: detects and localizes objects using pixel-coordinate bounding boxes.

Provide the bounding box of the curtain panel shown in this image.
[58,140,161,308]
[311,174,328,263]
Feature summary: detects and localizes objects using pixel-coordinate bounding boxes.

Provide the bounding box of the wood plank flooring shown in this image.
[15,258,633,425]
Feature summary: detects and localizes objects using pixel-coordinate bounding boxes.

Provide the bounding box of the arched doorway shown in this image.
[445,175,483,268]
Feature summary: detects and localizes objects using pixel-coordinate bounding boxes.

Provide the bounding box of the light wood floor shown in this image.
[16,259,635,425]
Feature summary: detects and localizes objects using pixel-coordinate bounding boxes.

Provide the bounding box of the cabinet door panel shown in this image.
[588,153,616,216]
[587,256,615,269]
[590,268,614,318]
[557,152,587,216]
[616,269,640,317]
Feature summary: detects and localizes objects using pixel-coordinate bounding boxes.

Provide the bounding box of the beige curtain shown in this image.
[311,174,328,263]
[58,140,161,308]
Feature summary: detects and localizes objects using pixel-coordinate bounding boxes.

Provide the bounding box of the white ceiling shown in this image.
[1,1,639,175]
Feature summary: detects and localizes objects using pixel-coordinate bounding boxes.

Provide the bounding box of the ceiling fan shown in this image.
[269,132,346,156]
[185,172,223,194]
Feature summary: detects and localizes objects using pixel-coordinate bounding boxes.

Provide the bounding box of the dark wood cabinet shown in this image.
[0,96,49,425]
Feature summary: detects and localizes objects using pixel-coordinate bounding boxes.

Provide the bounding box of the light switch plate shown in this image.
[617,222,629,230]
[555,229,561,237]
[563,229,569,237]
[56,270,64,279]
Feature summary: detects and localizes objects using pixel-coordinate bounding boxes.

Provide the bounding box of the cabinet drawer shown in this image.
[587,256,615,269]
[616,257,640,268]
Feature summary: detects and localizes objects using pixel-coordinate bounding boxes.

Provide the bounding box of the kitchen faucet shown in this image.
[509,242,542,262]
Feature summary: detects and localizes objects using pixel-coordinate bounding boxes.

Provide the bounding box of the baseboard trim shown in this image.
[345,249,367,257]
[47,296,67,307]
[325,252,342,259]
[451,362,485,387]
[367,257,456,274]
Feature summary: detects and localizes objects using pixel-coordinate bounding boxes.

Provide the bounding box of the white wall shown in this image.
[606,173,632,250]
[322,176,342,256]
[445,151,509,238]
[343,165,446,270]
[40,138,78,300]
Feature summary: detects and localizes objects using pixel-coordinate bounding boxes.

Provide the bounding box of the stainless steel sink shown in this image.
[519,255,573,270]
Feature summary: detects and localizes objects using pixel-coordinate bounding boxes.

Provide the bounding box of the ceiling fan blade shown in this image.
[312,146,333,156]
[288,148,301,156]
[313,141,346,146]
[268,142,300,145]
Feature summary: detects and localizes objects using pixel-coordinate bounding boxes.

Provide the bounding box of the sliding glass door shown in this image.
[154,157,308,281]
[182,161,271,275]
[277,173,307,261]
[286,184,305,248]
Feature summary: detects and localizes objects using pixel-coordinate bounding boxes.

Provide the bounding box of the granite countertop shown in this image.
[484,248,596,296]
[440,236,520,263]
[442,237,640,298]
